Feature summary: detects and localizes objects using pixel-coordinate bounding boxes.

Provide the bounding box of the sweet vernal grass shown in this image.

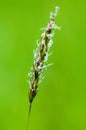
[27,6,60,129]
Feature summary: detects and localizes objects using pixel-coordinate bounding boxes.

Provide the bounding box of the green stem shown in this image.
[27,103,32,130]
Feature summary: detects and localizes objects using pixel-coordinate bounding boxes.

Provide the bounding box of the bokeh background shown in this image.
[0,0,86,130]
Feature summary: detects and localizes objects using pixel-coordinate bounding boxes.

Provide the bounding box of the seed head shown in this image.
[28,7,60,103]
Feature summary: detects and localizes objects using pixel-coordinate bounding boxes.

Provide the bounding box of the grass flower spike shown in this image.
[28,6,60,115]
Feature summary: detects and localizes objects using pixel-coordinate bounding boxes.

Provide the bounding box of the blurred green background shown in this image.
[0,0,86,130]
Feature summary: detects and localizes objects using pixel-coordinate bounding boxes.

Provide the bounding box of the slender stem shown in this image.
[27,103,32,130]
